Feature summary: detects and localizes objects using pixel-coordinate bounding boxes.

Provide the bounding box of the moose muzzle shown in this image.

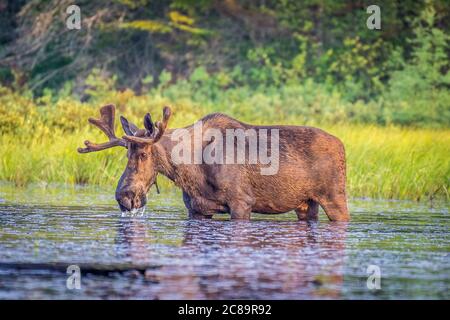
[115,189,147,212]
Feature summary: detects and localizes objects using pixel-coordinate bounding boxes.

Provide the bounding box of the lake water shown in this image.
[0,183,448,299]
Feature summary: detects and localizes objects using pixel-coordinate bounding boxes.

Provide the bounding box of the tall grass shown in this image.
[0,86,449,201]
[327,125,450,201]
[0,123,448,201]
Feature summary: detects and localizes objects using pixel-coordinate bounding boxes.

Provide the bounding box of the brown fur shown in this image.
[80,106,350,221]
[149,113,349,221]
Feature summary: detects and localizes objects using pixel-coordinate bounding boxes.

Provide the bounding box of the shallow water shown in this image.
[0,183,448,299]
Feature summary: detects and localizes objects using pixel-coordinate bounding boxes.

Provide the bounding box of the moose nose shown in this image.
[116,190,146,212]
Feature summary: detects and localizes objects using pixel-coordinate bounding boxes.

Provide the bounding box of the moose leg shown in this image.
[183,192,226,219]
[295,200,319,221]
[228,200,252,220]
[226,190,255,220]
[230,207,251,220]
[183,192,199,218]
[318,193,350,222]
[189,212,214,219]
[182,192,194,212]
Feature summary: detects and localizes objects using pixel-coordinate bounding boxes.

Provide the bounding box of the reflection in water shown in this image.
[115,217,150,265]
[0,186,448,299]
[113,218,348,299]
[178,221,347,299]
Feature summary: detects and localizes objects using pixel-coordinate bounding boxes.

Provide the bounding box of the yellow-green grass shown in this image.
[326,125,449,201]
[1,124,448,201]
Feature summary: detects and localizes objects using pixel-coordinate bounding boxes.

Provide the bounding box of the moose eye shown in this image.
[139,152,148,160]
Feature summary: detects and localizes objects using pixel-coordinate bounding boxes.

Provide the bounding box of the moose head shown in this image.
[78,104,171,212]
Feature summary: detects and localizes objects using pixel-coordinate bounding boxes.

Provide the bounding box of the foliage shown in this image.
[0,85,448,201]
[0,0,449,200]
[382,4,450,127]
[0,0,448,127]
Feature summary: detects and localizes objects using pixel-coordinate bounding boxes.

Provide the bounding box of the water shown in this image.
[0,183,448,299]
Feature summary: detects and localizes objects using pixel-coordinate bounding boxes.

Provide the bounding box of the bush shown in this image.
[382,4,450,127]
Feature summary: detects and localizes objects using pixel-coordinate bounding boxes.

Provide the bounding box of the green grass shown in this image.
[0,86,448,201]
[1,123,448,201]
[327,125,450,201]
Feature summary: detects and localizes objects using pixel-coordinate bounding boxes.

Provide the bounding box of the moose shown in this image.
[78,105,349,221]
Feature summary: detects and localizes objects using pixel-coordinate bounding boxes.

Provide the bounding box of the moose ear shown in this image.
[162,106,171,123]
[120,116,139,136]
[143,113,154,136]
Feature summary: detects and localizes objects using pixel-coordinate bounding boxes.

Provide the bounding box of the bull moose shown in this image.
[77,105,349,221]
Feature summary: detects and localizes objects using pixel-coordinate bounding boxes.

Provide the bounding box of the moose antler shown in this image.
[77,104,127,153]
[122,106,172,145]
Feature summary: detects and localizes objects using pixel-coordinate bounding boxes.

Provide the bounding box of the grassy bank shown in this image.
[1,1,449,202]
[0,111,448,201]
[1,83,449,201]
[329,125,449,201]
